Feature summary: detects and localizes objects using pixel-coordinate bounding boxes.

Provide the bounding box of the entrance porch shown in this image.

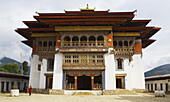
[65,71,102,90]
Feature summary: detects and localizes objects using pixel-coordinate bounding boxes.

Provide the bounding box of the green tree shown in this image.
[22,61,29,75]
[0,63,20,74]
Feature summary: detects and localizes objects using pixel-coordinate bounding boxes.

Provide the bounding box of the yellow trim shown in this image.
[116,73,127,77]
[91,76,94,79]
[113,32,140,36]
[55,26,112,31]
[75,76,77,79]
[31,33,56,37]
[116,76,124,89]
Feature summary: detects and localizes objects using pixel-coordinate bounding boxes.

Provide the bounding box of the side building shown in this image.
[16,6,160,94]
[145,74,170,93]
[0,72,29,93]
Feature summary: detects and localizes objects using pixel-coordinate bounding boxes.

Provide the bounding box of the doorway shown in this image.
[47,77,53,89]
[116,77,124,89]
[77,75,91,90]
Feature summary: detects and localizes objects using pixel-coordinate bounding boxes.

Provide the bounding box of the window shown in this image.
[38,64,41,71]
[148,84,150,90]
[117,58,123,69]
[63,54,104,65]
[47,58,54,71]
[113,41,117,46]
[81,55,87,64]
[65,55,71,64]
[73,55,79,64]
[89,55,95,63]
[64,36,71,46]
[97,55,103,64]
[118,41,122,46]
[89,36,96,46]
[160,83,163,90]
[155,83,157,90]
[124,41,128,46]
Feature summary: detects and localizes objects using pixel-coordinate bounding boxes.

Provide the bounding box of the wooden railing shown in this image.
[114,47,134,55]
[37,47,55,51]
[65,83,75,90]
[62,41,104,47]
[97,41,104,47]
[93,84,102,90]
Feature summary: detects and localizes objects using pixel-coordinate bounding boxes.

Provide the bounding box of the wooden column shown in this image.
[106,34,113,47]
[135,39,142,54]
[74,74,78,90]
[32,40,36,54]
[56,35,61,47]
[90,74,95,90]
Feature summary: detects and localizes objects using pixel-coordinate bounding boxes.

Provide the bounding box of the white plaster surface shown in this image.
[39,59,47,89]
[29,55,40,88]
[126,54,145,90]
[115,54,145,90]
[104,53,116,90]
[53,53,63,89]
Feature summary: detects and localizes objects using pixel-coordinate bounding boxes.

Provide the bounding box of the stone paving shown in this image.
[0,93,170,102]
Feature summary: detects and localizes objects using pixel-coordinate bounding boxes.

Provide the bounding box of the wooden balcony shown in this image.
[37,47,55,52]
[113,47,134,55]
[62,41,105,47]
[63,65,105,70]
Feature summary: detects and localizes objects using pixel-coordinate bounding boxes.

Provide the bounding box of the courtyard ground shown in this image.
[0,93,170,102]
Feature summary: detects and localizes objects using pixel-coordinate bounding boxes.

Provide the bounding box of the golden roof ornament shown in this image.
[80,4,96,11]
[133,10,137,13]
[35,11,39,14]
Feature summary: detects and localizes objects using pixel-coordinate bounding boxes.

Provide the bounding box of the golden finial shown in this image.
[80,4,95,11]
[86,4,89,9]
[133,10,137,13]
[35,11,39,14]
[107,9,110,11]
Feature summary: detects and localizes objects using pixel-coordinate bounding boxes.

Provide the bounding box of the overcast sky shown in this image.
[0,0,170,71]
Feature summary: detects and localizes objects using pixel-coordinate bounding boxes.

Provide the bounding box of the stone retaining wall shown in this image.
[102,90,117,95]
[32,88,49,94]
[49,89,64,95]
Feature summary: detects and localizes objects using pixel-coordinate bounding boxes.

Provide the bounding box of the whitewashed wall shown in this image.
[29,55,40,88]
[104,52,116,90]
[53,53,63,89]
[115,54,145,90]
[39,59,47,88]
